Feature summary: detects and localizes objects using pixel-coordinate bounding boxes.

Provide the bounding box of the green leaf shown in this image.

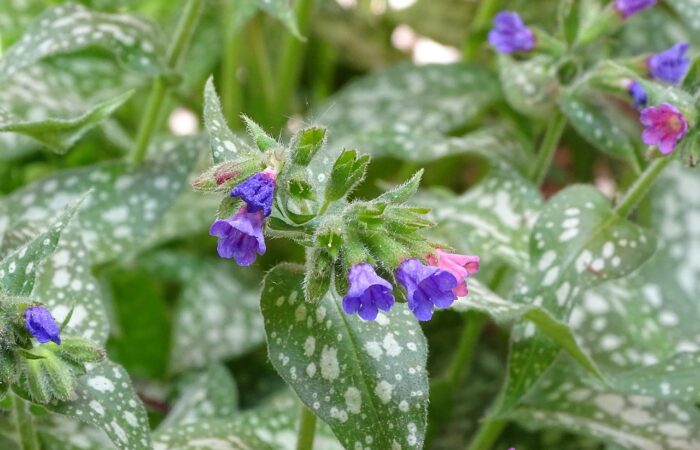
[168,255,264,372]
[242,115,278,152]
[499,54,559,118]
[0,3,165,83]
[325,149,370,201]
[0,90,133,153]
[416,162,543,268]
[668,0,700,35]
[45,360,152,450]
[610,352,700,402]
[146,190,219,248]
[376,170,423,204]
[153,419,275,450]
[291,127,326,166]
[261,263,429,449]
[1,136,202,264]
[38,416,115,450]
[159,364,238,429]
[226,0,302,39]
[559,93,638,167]
[498,185,656,413]
[0,195,84,296]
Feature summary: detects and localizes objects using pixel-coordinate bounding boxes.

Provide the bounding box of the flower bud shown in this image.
[24,306,61,345]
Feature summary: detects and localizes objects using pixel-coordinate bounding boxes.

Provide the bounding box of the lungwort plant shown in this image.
[2,0,700,449]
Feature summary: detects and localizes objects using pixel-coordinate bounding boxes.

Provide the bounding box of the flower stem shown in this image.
[247,16,276,122]
[12,394,40,450]
[129,0,204,164]
[295,403,317,450]
[462,0,503,60]
[221,1,244,126]
[466,418,507,450]
[614,156,672,218]
[445,311,487,388]
[530,112,567,185]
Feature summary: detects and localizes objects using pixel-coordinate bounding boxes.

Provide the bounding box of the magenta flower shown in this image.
[614,0,656,19]
[24,306,61,345]
[209,206,266,266]
[488,11,535,54]
[627,81,648,109]
[231,168,276,217]
[427,249,480,297]
[342,263,395,321]
[395,258,458,321]
[647,42,690,85]
[640,103,688,155]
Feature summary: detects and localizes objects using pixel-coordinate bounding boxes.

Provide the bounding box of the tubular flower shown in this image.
[231,168,277,217]
[427,249,480,297]
[24,306,61,345]
[395,258,458,321]
[209,206,266,266]
[342,263,395,321]
[647,42,690,85]
[640,103,688,155]
[627,81,648,109]
[488,11,536,54]
[614,0,656,19]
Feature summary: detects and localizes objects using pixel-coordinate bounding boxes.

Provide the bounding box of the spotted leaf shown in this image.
[152,420,274,450]
[261,263,429,450]
[498,185,656,413]
[499,54,559,118]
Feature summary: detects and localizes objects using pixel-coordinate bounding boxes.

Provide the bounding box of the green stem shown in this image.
[466,418,507,450]
[445,311,487,388]
[12,394,40,450]
[614,156,672,218]
[273,0,316,128]
[530,112,567,186]
[462,0,503,60]
[295,404,317,450]
[248,17,276,121]
[129,0,204,164]
[221,1,244,126]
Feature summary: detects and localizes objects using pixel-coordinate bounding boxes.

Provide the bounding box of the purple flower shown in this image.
[209,206,266,266]
[647,42,690,85]
[628,81,648,109]
[640,103,688,155]
[395,258,458,321]
[342,263,395,321]
[488,11,536,53]
[24,306,61,345]
[614,0,656,19]
[231,168,276,217]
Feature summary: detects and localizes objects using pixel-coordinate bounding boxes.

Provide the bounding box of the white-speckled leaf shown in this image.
[39,416,115,450]
[0,3,164,83]
[152,420,274,450]
[46,360,152,450]
[169,256,263,372]
[417,163,543,268]
[668,0,700,34]
[499,54,559,118]
[159,364,238,429]
[0,196,84,296]
[0,90,133,153]
[560,93,637,166]
[499,185,656,413]
[261,263,429,450]
[203,77,260,164]
[2,136,203,264]
[147,190,219,248]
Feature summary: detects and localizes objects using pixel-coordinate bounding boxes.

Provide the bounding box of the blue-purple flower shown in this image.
[614,0,656,19]
[231,168,276,217]
[395,258,458,321]
[488,11,536,54]
[640,103,688,155]
[648,42,690,85]
[24,306,61,345]
[210,206,266,266]
[628,80,648,109]
[342,263,395,321]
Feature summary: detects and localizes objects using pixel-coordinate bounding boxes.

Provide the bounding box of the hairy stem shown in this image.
[530,112,567,185]
[12,394,40,450]
[614,156,672,218]
[295,403,317,450]
[248,16,276,122]
[466,418,507,450]
[130,0,204,164]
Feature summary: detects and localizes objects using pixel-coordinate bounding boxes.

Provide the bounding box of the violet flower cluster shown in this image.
[24,306,61,345]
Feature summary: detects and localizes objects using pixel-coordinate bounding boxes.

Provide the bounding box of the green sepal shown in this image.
[242,115,278,152]
[325,149,370,202]
[376,170,423,204]
[192,158,265,192]
[303,247,334,303]
[216,196,242,220]
[0,349,20,385]
[315,218,344,259]
[291,127,326,166]
[287,177,316,201]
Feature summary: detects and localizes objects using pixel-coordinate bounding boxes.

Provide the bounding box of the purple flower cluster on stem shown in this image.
[342,263,395,321]
[647,42,690,85]
[24,306,61,345]
[488,11,535,54]
[395,258,458,321]
[614,0,656,19]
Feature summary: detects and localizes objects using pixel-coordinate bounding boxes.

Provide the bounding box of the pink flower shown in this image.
[640,103,689,155]
[427,249,480,297]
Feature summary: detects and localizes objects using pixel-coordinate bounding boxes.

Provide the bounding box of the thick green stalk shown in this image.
[273,0,316,128]
[462,0,503,60]
[614,156,672,218]
[129,0,204,164]
[221,1,244,125]
[295,403,317,450]
[466,418,507,450]
[247,17,276,122]
[530,112,567,185]
[12,394,40,450]
[445,311,487,388]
